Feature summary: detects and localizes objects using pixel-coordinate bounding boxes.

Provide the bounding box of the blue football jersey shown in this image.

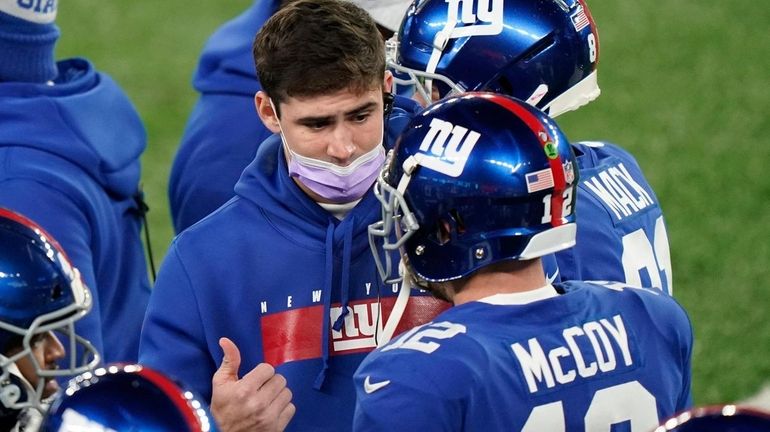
[555,141,673,294]
[353,281,692,431]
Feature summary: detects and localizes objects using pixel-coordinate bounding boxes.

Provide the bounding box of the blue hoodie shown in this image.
[0,58,151,363]
[140,134,449,432]
[168,0,421,234]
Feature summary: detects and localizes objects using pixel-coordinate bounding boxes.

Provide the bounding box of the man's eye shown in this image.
[30,333,47,347]
[306,122,328,130]
[352,112,371,123]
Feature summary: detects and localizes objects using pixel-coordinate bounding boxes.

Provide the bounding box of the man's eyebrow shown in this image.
[295,101,379,124]
[344,101,378,116]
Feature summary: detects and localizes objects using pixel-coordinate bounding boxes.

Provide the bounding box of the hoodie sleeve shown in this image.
[0,178,105,361]
[139,241,216,400]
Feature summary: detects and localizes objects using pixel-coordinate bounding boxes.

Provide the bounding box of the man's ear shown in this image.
[255,91,282,134]
[383,70,394,94]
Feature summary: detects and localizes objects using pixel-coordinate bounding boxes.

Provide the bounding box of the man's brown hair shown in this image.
[253,0,386,110]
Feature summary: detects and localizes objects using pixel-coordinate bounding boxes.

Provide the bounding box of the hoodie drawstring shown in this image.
[333,216,354,332]
[313,216,356,390]
[314,221,336,390]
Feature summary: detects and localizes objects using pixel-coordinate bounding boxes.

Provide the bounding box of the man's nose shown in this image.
[45,331,66,362]
[326,125,356,163]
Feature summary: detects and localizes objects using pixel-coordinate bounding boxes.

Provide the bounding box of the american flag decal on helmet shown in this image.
[526,168,555,193]
[571,4,590,32]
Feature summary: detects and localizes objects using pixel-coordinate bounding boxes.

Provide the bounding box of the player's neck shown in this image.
[451,259,547,306]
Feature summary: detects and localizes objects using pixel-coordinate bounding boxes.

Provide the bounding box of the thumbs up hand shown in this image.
[211,337,295,432]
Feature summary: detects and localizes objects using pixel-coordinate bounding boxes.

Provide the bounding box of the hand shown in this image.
[211,337,295,432]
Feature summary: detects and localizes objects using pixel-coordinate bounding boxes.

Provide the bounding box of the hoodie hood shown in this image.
[0,58,146,198]
[192,0,282,96]
[234,134,379,250]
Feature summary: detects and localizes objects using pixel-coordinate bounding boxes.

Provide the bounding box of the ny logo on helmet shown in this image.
[416,118,480,177]
[444,0,504,38]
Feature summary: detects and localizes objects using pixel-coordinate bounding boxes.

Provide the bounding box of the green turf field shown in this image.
[55,0,770,406]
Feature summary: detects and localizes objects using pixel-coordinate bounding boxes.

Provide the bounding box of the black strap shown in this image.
[133,188,157,282]
[383,92,395,116]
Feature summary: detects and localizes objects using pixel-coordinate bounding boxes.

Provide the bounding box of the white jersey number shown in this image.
[521,381,659,431]
[621,216,672,294]
[382,321,466,354]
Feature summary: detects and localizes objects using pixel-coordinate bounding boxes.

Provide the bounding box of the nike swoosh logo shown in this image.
[547,269,560,284]
[364,376,391,394]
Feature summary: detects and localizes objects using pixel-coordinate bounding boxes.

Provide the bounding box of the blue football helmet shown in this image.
[0,208,99,414]
[387,0,600,116]
[369,92,578,285]
[41,364,219,431]
[655,405,770,432]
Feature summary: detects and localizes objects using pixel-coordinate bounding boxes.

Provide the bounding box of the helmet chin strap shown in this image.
[424,4,458,98]
[375,260,413,348]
